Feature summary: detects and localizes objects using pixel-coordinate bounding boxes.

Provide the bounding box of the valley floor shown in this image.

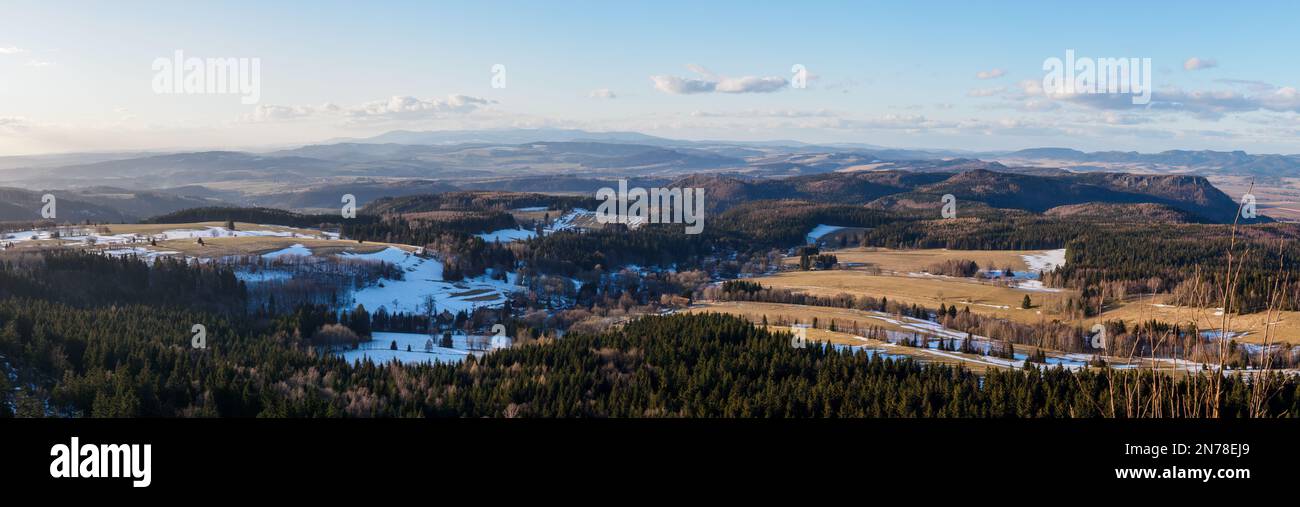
[755,245,1300,346]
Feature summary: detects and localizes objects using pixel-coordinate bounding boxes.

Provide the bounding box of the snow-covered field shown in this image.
[3,223,524,318]
[1013,280,1063,292]
[477,228,536,242]
[0,230,44,241]
[262,243,313,259]
[101,247,180,261]
[1,225,336,247]
[805,224,846,244]
[975,249,1068,292]
[1021,248,1067,272]
[151,226,337,240]
[339,247,520,315]
[339,331,509,365]
[477,208,590,243]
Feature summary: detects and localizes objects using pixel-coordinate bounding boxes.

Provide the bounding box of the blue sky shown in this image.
[2,0,1299,154]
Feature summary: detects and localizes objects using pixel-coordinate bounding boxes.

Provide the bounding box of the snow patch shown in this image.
[262,243,312,259]
[339,247,521,315]
[1021,249,1067,272]
[806,224,846,244]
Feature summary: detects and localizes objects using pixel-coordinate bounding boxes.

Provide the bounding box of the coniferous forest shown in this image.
[2,249,1296,417]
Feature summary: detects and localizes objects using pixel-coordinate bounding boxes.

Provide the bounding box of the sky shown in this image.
[2,0,1300,155]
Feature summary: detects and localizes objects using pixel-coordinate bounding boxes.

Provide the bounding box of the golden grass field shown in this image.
[761,247,1300,344]
[1098,295,1300,346]
[788,246,1038,272]
[508,209,557,223]
[750,269,1071,326]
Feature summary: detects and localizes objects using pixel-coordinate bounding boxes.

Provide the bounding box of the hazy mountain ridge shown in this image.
[996,147,1300,179]
[0,187,130,222]
[0,129,1289,223]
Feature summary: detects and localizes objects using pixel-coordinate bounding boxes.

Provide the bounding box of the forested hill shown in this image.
[143,206,359,228]
[361,191,594,215]
[3,264,1297,417]
[660,169,1253,223]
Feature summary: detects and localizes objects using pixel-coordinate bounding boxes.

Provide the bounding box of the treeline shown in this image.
[521,226,712,277]
[344,211,516,241]
[925,259,980,277]
[361,191,594,215]
[796,246,838,271]
[862,215,1086,250]
[280,313,1300,417]
[143,206,361,229]
[0,250,246,314]
[710,201,899,250]
[5,299,1298,417]
[705,281,1299,368]
[709,282,1092,354]
[1056,223,1300,312]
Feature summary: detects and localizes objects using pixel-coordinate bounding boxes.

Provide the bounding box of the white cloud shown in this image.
[349,94,491,118]
[975,68,1006,79]
[714,75,787,93]
[0,46,26,55]
[651,65,788,95]
[0,116,32,133]
[244,104,332,122]
[25,59,54,67]
[243,94,494,123]
[1099,112,1152,125]
[650,75,716,94]
[588,88,616,99]
[1159,86,1300,118]
[970,77,1300,120]
[1183,57,1218,71]
[689,109,837,118]
[967,86,1005,97]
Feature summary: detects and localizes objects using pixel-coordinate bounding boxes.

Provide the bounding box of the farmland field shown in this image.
[761,246,1300,345]
[749,268,1073,324]
[787,247,1045,273]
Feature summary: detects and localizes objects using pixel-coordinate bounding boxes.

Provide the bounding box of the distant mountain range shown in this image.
[993,147,1300,180]
[0,128,1291,222]
[323,128,674,146]
[0,187,221,223]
